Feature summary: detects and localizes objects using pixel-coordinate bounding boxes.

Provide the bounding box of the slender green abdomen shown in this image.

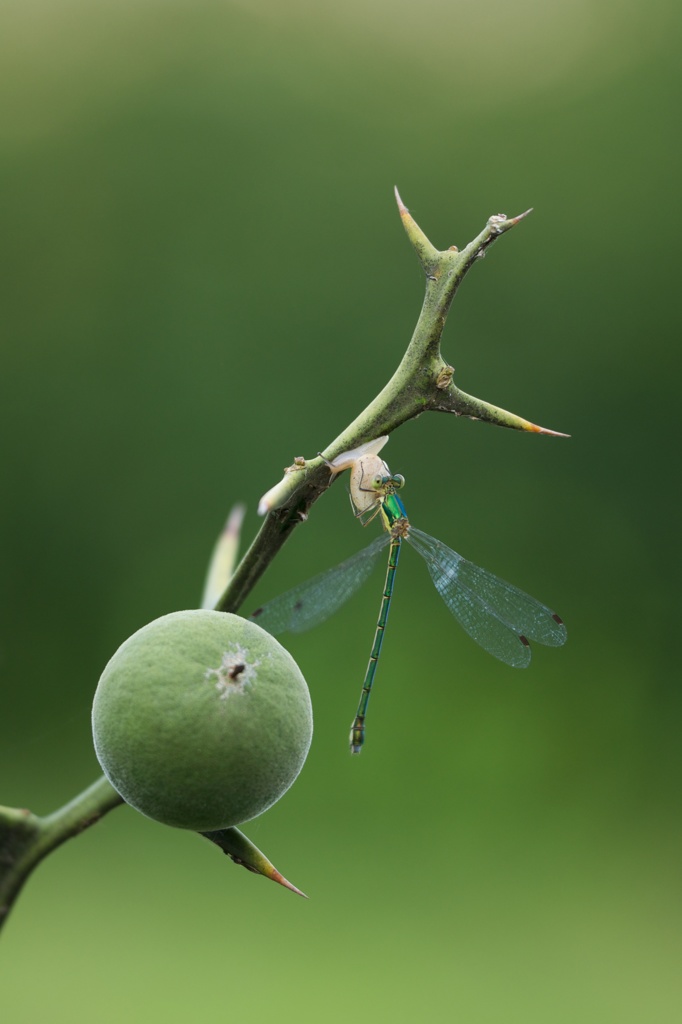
[350,535,402,753]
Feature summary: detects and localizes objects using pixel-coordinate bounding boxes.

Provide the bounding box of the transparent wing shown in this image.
[408,528,567,668]
[249,534,390,636]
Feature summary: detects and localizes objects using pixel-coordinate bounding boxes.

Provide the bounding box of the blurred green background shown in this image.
[1,1,680,1020]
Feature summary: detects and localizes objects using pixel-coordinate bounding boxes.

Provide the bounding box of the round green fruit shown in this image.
[92,610,312,831]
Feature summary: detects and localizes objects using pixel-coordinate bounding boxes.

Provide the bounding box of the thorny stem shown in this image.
[1,190,567,935]
[216,190,566,617]
[0,777,123,933]
[0,775,305,934]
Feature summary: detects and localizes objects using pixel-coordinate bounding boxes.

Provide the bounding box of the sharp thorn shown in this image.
[509,207,533,225]
[394,185,408,214]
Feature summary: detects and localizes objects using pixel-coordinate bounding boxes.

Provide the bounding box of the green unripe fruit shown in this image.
[92,610,312,831]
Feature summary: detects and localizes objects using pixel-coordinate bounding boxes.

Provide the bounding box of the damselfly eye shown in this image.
[372,474,384,488]
[393,474,405,489]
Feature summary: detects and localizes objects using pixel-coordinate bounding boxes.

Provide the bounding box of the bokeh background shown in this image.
[2,1,680,1020]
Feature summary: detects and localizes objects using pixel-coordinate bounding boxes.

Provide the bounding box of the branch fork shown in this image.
[1,190,568,931]
[218,189,567,617]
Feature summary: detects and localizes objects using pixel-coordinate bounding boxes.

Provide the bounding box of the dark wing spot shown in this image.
[551,613,564,625]
[519,634,530,647]
[251,607,263,619]
[294,600,304,612]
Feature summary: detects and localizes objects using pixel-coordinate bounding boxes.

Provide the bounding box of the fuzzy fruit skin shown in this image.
[92,610,312,831]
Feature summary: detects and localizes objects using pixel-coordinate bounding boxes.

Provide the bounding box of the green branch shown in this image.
[216,190,566,616]
[0,775,306,934]
[0,777,123,933]
[1,190,566,935]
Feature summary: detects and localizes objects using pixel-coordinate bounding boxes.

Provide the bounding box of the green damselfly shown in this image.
[251,438,566,753]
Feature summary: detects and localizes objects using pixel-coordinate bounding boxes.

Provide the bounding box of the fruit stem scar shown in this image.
[204,644,259,699]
